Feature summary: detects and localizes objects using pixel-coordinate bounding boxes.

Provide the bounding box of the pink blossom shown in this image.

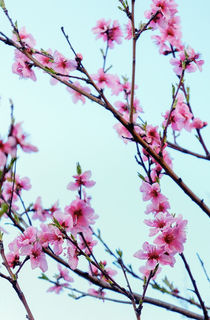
[12,56,37,81]
[92,19,123,48]
[144,212,174,236]
[79,231,97,255]
[92,68,115,89]
[65,198,97,234]
[32,196,50,221]
[57,264,74,282]
[140,181,167,206]
[124,21,132,40]
[67,170,95,191]
[12,26,36,48]
[35,49,53,68]
[47,283,69,294]
[53,210,73,231]
[145,198,170,215]
[67,241,79,270]
[88,288,106,299]
[134,241,175,269]
[170,47,204,75]
[139,264,161,279]
[154,215,187,254]
[29,242,48,272]
[190,118,207,130]
[50,50,77,85]
[12,122,38,153]
[17,226,37,255]
[46,225,64,255]
[67,81,91,104]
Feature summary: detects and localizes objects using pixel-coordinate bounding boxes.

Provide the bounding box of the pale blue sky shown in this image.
[0,1,209,319]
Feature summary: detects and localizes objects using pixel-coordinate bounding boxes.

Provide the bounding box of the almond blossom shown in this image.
[67,81,91,104]
[92,19,123,48]
[67,170,95,191]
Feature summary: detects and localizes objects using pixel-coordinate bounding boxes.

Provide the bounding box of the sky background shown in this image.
[0,1,209,319]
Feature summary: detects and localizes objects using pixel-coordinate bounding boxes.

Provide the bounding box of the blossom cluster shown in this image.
[5,166,98,273]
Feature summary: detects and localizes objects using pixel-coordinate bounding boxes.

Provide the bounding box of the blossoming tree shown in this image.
[0,0,209,319]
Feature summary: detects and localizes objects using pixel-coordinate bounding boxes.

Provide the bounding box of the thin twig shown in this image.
[180,253,209,320]
[196,253,210,283]
[167,141,210,160]
[129,0,136,124]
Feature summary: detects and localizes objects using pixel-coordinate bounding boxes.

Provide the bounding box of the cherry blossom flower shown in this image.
[154,215,187,254]
[92,68,115,89]
[47,283,69,294]
[124,21,132,40]
[140,181,168,206]
[12,122,38,153]
[57,264,74,282]
[50,50,77,85]
[12,56,37,81]
[134,241,175,269]
[65,198,97,235]
[144,212,174,236]
[139,265,161,279]
[12,26,36,48]
[32,196,50,221]
[67,81,91,104]
[29,242,48,272]
[92,19,123,48]
[88,288,106,300]
[67,170,95,191]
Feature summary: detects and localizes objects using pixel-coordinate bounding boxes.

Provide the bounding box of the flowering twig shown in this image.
[160,70,185,153]
[129,0,136,124]
[0,239,35,320]
[181,83,210,157]
[0,28,209,216]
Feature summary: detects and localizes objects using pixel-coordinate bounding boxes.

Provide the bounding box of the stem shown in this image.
[180,253,209,320]
[160,70,185,152]
[181,84,210,157]
[167,141,210,160]
[0,240,35,320]
[129,0,136,124]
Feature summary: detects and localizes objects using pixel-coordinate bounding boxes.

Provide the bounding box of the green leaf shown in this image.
[100,48,104,57]
[118,6,124,11]
[186,87,190,103]
[162,276,174,291]
[68,293,77,299]
[44,66,56,74]
[0,0,6,9]
[52,217,62,229]
[172,84,175,98]
[0,203,8,219]
[116,248,123,257]
[13,213,20,224]
[138,172,145,181]
[38,273,49,281]
[76,162,82,175]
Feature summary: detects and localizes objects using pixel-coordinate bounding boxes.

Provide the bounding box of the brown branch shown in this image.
[0,35,209,218]
[44,247,204,320]
[160,70,185,152]
[167,141,210,160]
[181,84,210,157]
[180,253,209,320]
[4,211,206,320]
[129,0,136,124]
[0,240,35,320]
